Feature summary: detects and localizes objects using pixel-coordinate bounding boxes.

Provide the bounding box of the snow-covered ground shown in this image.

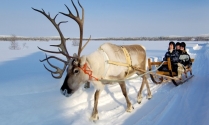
[0,40,209,125]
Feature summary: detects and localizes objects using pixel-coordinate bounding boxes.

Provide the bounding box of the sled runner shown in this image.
[148,57,195,86]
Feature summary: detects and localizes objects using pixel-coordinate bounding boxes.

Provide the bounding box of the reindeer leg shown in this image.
[84,81,90,88]
[119,81,133,112]
[90,90,101,121]
[137,77,145,104]
[144,76,152,99]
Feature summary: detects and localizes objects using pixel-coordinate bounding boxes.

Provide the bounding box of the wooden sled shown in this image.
[148,57,195,86]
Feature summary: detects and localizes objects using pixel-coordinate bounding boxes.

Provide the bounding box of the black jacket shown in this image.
[163,50,179,64]
[162,49,179,72]
[178,50,192,67]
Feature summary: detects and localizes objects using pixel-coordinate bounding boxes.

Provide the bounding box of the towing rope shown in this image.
[99,61,165,82]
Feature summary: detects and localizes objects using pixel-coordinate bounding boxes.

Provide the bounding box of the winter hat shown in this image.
[169,41,175,49]
[180,42,186,50]
[176,42,181,46]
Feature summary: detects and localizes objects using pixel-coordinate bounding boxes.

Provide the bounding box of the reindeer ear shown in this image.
[80,56,86,66]
[71,53,79,66]
[73,53,78,57]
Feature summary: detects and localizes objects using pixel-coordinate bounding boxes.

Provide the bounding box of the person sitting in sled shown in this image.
[158,41,179,72]
[176,42,192,79]
[175,42,181,53]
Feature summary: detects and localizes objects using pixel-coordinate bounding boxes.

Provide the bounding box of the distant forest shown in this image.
[0,35,209,41]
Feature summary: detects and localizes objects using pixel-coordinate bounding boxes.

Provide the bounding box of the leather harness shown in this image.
[106,46,133,78]
[80,46,133,81]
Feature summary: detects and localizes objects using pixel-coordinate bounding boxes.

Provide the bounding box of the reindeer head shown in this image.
[61,56,90,96]
[33,0,91,97]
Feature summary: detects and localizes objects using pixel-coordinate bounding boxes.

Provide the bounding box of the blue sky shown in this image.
[0,0,208,37]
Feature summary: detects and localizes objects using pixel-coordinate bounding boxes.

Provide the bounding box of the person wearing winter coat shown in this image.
[175,42,181,53]
[159,41,179,72]
[176,42,192,78]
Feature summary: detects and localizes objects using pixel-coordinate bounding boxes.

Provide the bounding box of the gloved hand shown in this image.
[177,63,182,67]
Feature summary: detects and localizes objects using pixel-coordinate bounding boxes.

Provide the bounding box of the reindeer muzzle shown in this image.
[60,88,72,97]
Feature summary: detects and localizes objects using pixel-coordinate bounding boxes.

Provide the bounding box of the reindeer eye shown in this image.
[73,69,79,74]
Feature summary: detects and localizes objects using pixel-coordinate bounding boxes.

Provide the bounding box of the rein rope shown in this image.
[80,63,99,81]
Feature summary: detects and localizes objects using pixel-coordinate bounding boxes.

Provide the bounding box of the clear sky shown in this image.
[0,0,208,37]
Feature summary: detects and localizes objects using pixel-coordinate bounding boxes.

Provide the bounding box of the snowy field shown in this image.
[0,40,209,125]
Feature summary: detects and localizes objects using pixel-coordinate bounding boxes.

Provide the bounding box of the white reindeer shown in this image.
[33,0,152,121]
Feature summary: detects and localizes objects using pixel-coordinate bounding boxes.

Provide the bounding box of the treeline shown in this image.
[0,36,60,41]
[0,36,209,41]
[90,37,209,41]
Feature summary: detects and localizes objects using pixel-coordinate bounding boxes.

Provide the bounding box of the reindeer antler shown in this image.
[32,8,76,79]
[60,0,90,57]
[32,0,90,78]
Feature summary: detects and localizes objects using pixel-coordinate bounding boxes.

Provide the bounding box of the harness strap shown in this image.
[100,49,110,78]
[80,46,133,82]
[107,60,129,67]
[106,46,132,77]
[121,46,132,65]
[121,46,132,76]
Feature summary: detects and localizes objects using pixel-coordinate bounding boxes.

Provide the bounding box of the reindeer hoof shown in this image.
[137,96,142,104]
[126,109,132,112]
[126,105,133,112]
[93,117,99,122]
[147,95,152,100]
[90,114,99,121]
[137,101,141,104]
